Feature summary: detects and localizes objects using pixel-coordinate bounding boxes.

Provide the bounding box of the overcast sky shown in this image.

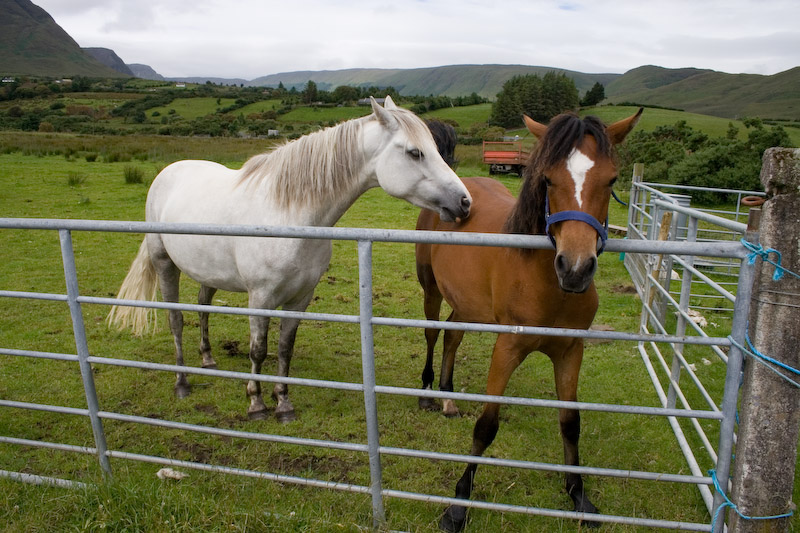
[33,0,800,80]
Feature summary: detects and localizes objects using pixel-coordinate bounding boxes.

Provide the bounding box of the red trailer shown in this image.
[482,141,530,176]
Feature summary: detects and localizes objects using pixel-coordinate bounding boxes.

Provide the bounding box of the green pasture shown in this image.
[276,105,372,124]
[0,137,796,532]
[148,97,238,120]
[236,99,285,116]
[422,103,493,128]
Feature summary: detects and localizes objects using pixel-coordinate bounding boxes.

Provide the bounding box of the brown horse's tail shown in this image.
[107,239,159,336]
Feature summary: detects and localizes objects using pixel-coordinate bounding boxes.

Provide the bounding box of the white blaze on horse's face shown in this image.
[566,148,594,208]
[368,96,471,222]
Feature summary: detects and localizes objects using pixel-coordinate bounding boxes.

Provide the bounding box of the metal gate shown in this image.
[0,216,753,532]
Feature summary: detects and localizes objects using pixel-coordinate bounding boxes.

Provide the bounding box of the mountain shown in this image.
[249,64,619,98]
[128,63,164,81]
[3,0,797,120]
[167,76,249,86]
[605,65,800,119]
[0,0,125,77]
[83,47,134,76]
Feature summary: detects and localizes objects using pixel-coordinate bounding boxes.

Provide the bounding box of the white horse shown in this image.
[108,96,472,422]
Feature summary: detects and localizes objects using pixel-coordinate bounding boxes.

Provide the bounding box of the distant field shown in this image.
[276,104,372,123]
[584,105,800,146]
[235,99,284,115]
[148,97,238,120]
[422,103,493,127]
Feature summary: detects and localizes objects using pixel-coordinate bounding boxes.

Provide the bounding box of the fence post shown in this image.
[730,148,800,532]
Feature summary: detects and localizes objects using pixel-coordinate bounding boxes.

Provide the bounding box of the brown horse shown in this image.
[416,109,642,532]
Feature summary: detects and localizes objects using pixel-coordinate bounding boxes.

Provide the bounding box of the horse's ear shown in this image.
[371,96,397,129]
[607,107,643,145]
[383,95,398,110]
[523,115,547,139]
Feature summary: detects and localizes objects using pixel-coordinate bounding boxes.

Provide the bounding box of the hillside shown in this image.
[249,64,619,98]
[0,0,124,78]
[2,0,797,120]
[83,47,134,77]
[606,65,800,119]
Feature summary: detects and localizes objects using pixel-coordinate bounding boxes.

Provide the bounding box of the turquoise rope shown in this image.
[710,469,793,530]
[729,334,800,388]
[740,238,799,281]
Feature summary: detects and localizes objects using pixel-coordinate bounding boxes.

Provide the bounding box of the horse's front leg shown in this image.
[439,322,464,418]
[245,312,270,420]
[198,285,218,369]
[552,338,600,526]
[272,315,301,423]
[440,334,525,533]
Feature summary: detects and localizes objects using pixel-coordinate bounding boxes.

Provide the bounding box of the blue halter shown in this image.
[544,194,609,254]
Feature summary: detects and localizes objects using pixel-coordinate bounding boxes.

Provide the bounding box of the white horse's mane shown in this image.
[237,107,433,208]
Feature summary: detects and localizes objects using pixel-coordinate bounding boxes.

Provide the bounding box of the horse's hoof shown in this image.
[201,362,218,370]
[439,505,467,533]
[575,499,600,528]
[275,408,296,424]
[418,397,441,411]
[442,399,460,418]
[247,408,270,421]
[581,517,601,529]
[174,384,191,399]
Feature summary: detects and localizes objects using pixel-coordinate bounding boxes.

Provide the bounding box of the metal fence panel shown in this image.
[0,216,753,532]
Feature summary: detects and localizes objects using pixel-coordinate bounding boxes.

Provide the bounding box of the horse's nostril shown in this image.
[555,254,568,274]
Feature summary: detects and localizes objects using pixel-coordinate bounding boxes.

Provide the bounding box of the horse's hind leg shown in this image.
[148,238,190,398]
[418,261,443,411]
[198,285,218,369]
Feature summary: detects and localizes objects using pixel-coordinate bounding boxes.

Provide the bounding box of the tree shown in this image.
[302,80,318,103]
[489,73,579,127]
[332,85,359,104]
[580,82,605,107]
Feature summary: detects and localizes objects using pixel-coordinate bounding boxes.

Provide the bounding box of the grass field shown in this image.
[0,132,797,532]
[148,97,239,121]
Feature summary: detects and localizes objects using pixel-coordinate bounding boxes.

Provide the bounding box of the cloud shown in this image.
[32,0,800,78]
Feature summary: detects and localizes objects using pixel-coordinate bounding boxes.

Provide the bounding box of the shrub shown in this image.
[67,171,87,186]
[123,165,145,184]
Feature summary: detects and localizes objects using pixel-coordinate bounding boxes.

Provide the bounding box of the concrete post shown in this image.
[730,148,800,532]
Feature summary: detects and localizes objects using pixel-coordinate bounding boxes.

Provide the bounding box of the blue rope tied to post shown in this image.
[740,239,793,281]
[709,469,794,530]
[728,333,800,388]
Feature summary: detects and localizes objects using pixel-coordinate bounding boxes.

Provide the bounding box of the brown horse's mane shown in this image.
[503,113,615,236]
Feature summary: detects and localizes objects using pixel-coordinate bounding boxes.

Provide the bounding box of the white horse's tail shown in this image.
[107,239,159,335]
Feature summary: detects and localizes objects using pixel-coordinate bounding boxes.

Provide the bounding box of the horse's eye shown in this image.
[408,148,423,160]
[544,176,552,186]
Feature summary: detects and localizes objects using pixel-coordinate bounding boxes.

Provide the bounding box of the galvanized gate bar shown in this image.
[358,239,386,526]
[58,229,112,478]
[0,218,746,258]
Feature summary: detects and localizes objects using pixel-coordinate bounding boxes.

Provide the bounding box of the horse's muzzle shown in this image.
[555,253,597,293]
[441,195,472,223]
